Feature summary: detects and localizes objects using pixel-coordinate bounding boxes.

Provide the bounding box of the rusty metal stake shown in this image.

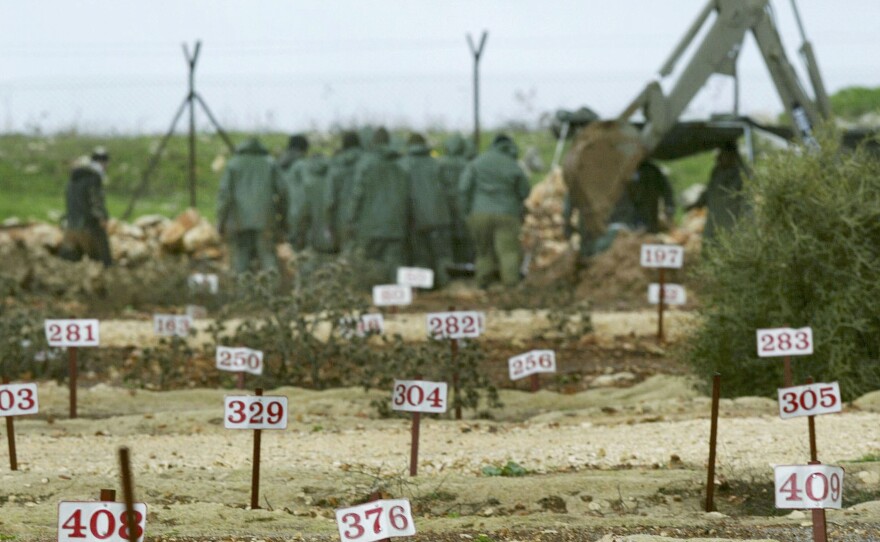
[783,355,793,388]
[118,447,137,542]
[251,388,263,509]
[448,305,462,421]
[530,373,540,393]
[100,489,116,501]
[236,372,245,390]
[69,346,78,419]
[804,377,827,542]
[409,411,421,477]
[3,376,17,471]
[657,268,666,343]
[705,373,721,512]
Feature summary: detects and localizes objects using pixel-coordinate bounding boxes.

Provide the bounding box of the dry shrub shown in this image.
[687,131,880,399]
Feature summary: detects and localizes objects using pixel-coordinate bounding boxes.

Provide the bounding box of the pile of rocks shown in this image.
[522,167,574,271]
[0,208,224,266]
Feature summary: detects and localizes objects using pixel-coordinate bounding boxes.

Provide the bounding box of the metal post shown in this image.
[705,373,721,512]
[3,376,16,471]
[100,489,116,501]
[783,356,793,388]
[237,372,245,390]
[466,31,488,153]
[118,447,137,542]
[183,41,202,208]
[657,268,666,343]
[251,388,263,509]
[409,412,421,477]
[448,305,462,420]
[69,347,78,419]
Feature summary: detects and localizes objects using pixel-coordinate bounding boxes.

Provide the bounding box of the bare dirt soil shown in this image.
[4,309,880,542]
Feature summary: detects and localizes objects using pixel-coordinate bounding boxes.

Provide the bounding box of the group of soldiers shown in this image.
[216,128,532,289]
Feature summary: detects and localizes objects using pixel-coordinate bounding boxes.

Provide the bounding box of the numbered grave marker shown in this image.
[373,285,413,307]
[777,382,841,420]
[774,465,844,509]
[224,396,288,430]
[508,350,556,381]
[0,383,38,417]
[426,311,481,339]
[335,499,416,542]
[392,380,447,414]
[152,314,192,338]
[216,346,264,376]
[640,244,684,269]
[396,267,434,289]
[757,327,813,357]
[58,501,147,542]
[44,319,100,347]
[648,284,687,305]
[188,273,219,294]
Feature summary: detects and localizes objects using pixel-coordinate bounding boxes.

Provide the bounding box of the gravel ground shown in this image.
[3,375,880,542]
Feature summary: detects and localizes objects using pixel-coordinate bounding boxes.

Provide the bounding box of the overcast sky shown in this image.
[0,0,877,134]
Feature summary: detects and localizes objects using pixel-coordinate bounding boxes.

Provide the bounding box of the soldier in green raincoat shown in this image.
[350,127,410,284]
[458,134,531,288]
[216,137,283,274]
[296,154,335,254]
[326,131,362,255]
[399,133,453,288]
[437,134,474,265]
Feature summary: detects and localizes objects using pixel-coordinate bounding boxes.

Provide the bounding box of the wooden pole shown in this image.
[251,388,263,509]
[705,373,721,512]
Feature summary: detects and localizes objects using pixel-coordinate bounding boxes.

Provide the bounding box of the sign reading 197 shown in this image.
[640,244,683,269]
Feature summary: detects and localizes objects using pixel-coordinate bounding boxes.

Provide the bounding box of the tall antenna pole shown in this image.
[183,41,202,208]
[466,31,488,154]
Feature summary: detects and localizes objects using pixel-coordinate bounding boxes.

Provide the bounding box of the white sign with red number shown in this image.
[774,464,844,509]
[152,314,192,337]
[640,244,684,269]
[188,273,218,294]
[426,311,481,339]
[0,383,38,417]
[392,380,447,414]
[44,319,100,347]
[757,327,813,357]
[396,267,434,289]
[224,395,288,429]
[372,285,413,307]
[509,350,556,381]
[777,382,841,419]
[335,499,416,542]
[58,501,147,542]
[215,346,264,375]
[648,283,687,305]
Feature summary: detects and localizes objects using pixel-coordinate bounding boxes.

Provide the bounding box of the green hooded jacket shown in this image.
[217,138,282,233]
[437,136,469,223]
[458,138,531,218]
[297,155,335,252]
[350,146,409,240]
[327,147,363,239]
[398,144,451,231]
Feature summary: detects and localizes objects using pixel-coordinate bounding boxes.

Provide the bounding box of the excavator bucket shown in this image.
[562,120,646,236]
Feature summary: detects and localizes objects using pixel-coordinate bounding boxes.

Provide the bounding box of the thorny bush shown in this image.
[687,130,880,399]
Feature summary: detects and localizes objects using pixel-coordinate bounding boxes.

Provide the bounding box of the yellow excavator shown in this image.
[562,0,834,238]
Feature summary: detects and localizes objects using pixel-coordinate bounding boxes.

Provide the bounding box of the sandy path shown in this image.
[96,309,699,348]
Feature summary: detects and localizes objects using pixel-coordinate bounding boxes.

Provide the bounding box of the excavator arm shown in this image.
[564,0,830,237]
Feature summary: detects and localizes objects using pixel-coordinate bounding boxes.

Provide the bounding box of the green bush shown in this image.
[687,131,880,400]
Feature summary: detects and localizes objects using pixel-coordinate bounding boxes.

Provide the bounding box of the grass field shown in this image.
[0,129,714,223]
